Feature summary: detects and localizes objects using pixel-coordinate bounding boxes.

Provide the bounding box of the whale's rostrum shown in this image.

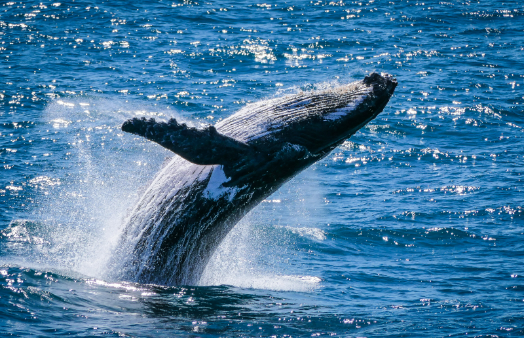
[111,72,397,286]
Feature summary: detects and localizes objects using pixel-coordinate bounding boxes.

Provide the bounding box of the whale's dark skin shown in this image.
[112,73,397,286]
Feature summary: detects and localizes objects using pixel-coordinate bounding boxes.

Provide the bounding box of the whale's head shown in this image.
[201,72,397,186]
[121,73,396,186]
[217,72,397,159]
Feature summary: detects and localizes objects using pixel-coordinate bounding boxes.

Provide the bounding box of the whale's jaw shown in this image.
[214,72,397,158]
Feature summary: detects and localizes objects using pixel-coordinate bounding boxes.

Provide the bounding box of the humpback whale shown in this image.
[111,72,397,286]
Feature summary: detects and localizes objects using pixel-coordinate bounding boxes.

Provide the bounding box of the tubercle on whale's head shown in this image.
[315,72,397,153]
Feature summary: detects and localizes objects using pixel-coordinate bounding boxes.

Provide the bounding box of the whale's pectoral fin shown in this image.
[122,117,252,165]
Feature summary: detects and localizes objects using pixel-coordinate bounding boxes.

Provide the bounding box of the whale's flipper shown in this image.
[122,117,252,165]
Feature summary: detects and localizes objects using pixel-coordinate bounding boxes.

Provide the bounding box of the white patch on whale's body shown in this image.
[203,166,239,201]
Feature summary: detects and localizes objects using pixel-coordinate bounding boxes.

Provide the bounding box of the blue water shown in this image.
[1,0,523,336]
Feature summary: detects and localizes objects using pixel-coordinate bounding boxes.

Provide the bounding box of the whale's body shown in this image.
[112,73,397,286]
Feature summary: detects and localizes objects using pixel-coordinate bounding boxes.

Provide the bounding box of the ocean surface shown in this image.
[1,0,523,336]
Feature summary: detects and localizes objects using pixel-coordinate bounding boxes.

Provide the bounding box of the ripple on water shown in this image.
[1,0,524,336]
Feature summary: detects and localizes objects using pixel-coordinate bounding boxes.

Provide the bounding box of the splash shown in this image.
[3,95,325,291]
[0,97,298,290]
[199,215,322,292]
[2,97,173,278]
[274,225,327,241]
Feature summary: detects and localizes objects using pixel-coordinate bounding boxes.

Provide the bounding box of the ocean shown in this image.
[1,0,523,336]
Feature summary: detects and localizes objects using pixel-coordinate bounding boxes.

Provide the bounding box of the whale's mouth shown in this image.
[226,72,397,157]
[214,73,397,151]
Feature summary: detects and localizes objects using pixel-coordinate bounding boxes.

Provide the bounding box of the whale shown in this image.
[110,72,397,286]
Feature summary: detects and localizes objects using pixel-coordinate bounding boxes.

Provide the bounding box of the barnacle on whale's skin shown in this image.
[110,73,397,286]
